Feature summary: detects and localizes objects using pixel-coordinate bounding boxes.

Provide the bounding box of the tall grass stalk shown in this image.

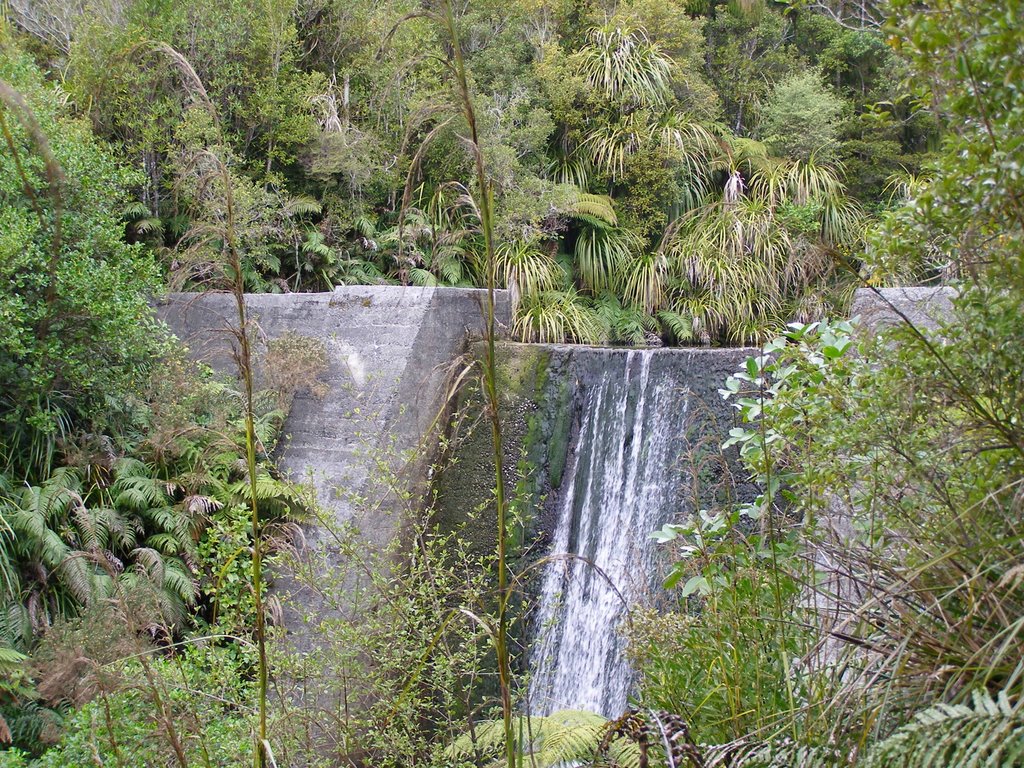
[436,4,515,766]
[221,159,270,768]
[137,42,271,767]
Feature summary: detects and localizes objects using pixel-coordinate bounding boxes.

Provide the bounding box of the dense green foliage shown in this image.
[0,40,162,483]
[7,0,929,345]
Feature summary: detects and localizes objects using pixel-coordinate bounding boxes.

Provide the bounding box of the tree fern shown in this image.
[567,193,618,227]
[863,689,1024,768]
[282,195,322,217]
[447,710,643,768]
[656,310,694,344]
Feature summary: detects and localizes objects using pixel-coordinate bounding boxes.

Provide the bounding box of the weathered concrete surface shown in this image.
[156,286,510,632]
[851,286,956,333]
[804,285,960,671]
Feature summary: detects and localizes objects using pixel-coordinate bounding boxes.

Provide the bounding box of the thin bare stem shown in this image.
[438,4,514,765]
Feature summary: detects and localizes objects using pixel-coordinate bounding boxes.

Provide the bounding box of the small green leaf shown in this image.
[680,575,709,597]
[663,564,687,590]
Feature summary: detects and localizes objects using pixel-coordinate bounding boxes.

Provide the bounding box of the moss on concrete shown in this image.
[430,342,553,565]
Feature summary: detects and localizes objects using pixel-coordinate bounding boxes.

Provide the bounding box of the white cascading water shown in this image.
[527,349,692,717]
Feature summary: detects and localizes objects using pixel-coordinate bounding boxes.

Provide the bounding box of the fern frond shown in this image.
[705,739,845,768]
[0,646,26,669]
[409,267,438,286]
[162,561,198,605]
[302,230,333,258]
[145,533,184,555]
[114,474,169,511]
[863,689,1024,768]
[133,217,164,235]
[352,214,377,239]
[54,549,96,604]
[227,472,302,516]
[122,201,151,219]
[568,212,616,232]
[113,457,149,479]
[436,250,467,285]
[284,195,322,217]
[567,193,618,227]
[131,546,166,585]
[657,310,694,342]
[447,710,642,768]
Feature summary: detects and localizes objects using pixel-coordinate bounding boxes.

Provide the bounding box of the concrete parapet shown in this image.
[155,286,510,646]
[851,286,956,334]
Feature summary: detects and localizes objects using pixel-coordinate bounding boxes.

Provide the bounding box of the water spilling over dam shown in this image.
[523,347,750,717]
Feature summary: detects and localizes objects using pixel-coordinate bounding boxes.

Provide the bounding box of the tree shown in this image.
[0,35,162,482]
[760,70,844,162]
[865,0,1024,285]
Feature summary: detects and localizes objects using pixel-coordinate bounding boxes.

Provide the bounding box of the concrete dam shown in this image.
[157,284,945,715]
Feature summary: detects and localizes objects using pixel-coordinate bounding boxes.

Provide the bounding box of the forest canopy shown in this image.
[7,0,933,348]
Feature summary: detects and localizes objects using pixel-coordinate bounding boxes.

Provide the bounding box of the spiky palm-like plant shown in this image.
[663,199,788,344]
[585,112,652,180]
[573,22,719,188]
[576,24,673,106]
[547,148,594,189]
[660,154,862,344]
[496,239,562,300]
[514,289,607,344]
[620,249,669,313]
[575,226,645,294]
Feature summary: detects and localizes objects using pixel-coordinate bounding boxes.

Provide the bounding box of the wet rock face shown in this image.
[523,346,755,716]
[431,342,756,716]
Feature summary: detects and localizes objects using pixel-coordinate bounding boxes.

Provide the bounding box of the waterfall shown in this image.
[527,349,694,717]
